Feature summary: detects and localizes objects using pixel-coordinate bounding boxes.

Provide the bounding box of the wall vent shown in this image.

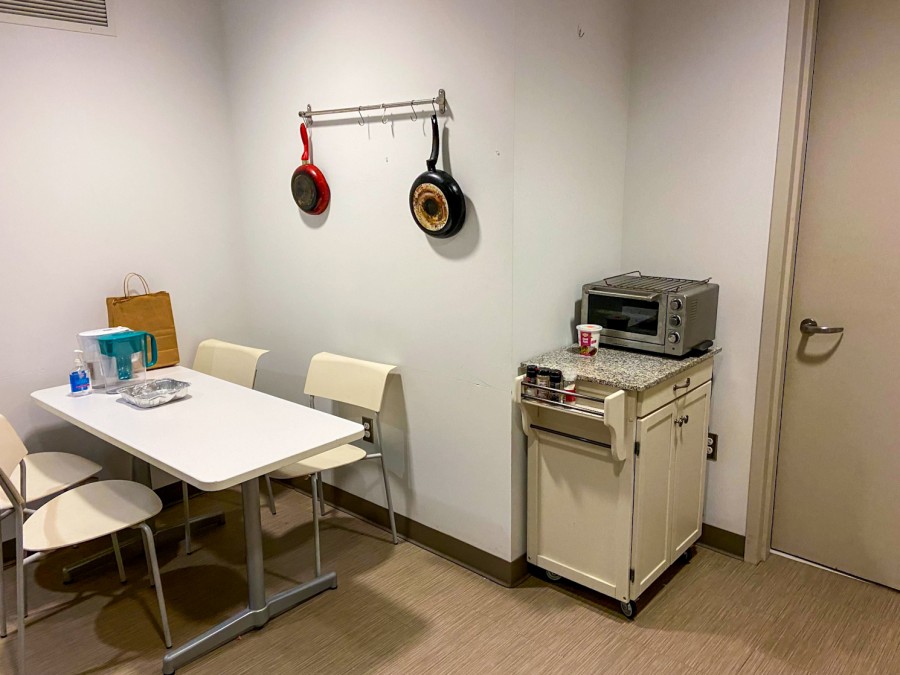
[0,0,115,36]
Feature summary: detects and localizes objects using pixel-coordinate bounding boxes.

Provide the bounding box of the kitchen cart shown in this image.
[516,347,717,617]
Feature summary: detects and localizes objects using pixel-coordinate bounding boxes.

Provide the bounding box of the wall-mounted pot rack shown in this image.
[299,89,446,124]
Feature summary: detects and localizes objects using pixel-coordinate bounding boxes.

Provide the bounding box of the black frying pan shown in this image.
[409,115,466,238]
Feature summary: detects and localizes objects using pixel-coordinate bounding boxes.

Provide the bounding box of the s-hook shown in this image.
[409,101,417,121]
[305,104,313,126]
[357,106,365,126]
[381,104,388,124]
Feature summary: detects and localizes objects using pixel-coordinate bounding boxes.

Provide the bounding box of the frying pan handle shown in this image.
[427,115,439,172]
[300,123,310,164]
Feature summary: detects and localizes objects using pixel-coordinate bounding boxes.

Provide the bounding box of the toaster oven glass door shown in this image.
[585,292,665,345]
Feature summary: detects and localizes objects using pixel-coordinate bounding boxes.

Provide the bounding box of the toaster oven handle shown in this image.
[587,288,661,302]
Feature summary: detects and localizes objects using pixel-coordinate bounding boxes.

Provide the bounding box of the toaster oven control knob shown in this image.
[669,298,683,311]
[669,315,682,327]
[667,331,681,344]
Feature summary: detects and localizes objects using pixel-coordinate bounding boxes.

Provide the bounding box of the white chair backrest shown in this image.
[193,339,269,388]
[304,353,397,412]
[0,415,27,506]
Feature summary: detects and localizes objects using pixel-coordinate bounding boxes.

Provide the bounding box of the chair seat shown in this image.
[23,480,162,552]
[270,444,367,479]
[0,452,102,510]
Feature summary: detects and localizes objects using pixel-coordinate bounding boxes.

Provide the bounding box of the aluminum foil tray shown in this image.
[118,379,190,408]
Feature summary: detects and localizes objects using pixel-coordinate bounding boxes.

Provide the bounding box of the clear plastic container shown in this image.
[77,327,130,388]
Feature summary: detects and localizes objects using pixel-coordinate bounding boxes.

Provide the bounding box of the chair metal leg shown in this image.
[136,523,172,649]
[144,539,155,588]
[22,549,27,619]
[378,456,399,544]
[0,511,6,638]
[264,475,277,516]
[111,532,127,583]
[182,481,192,555]
[317,474,327,516]
[310,473,321,576]
[15,508,25,675]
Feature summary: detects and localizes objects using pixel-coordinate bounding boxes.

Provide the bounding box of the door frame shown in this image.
[744,0,819,564]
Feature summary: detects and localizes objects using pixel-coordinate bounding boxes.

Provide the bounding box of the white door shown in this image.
[771,0,900,589]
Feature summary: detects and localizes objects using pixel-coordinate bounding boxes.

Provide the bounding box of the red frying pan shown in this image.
[291,123,330,214]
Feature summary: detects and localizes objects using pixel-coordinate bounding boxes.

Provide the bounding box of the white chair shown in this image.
[0,420,102,639]
[269,352,399,575]
[182,339,271,553]
[0,415,171,674]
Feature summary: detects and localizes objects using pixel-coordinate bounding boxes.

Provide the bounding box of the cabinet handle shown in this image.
[675,415,690,427]
[673,377,691,393]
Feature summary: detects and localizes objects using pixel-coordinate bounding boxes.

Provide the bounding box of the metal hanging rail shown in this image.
[299,89,446,123]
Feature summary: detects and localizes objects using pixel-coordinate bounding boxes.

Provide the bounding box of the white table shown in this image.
[32,366,364,674]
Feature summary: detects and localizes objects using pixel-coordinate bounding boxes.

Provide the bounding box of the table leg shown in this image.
[161,478,337,674]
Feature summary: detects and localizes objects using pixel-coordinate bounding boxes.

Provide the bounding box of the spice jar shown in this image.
[536,368,551,399]
[524,364,538,397]
[549,369,563,403]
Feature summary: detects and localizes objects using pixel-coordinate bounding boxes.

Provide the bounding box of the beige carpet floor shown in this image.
[0,483,897,674]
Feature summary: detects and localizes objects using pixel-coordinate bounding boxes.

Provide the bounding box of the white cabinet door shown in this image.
[631,401,676,597]
[670,381,712,558]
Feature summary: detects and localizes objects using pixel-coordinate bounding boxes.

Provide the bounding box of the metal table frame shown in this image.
[163,478,335,674]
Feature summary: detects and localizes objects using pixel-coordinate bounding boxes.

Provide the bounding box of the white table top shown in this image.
[31,366,364,491]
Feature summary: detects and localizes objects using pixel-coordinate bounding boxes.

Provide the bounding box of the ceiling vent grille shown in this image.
[0,0,115,35]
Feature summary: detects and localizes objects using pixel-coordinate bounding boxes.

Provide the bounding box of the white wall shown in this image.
[512,0,631,557]
[0,1,248,495]
[513,0,630,360]
[622,0,790,534]
[219,0,631,561]
[219,0,518,559]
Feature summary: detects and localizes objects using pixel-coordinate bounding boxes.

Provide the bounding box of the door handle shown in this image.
[799,318,844,335]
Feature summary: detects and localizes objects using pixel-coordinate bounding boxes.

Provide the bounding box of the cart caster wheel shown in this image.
[680,546,695,563]
[619,600,637,619]
[545,570,562,582]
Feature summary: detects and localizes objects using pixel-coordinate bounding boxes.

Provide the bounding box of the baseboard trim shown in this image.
[698,523,746,559]
[286,478,528,588]
[4,482,747,575]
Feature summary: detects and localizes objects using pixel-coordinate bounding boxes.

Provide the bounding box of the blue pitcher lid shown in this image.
[97,330,147,342]
[97,330,150,356]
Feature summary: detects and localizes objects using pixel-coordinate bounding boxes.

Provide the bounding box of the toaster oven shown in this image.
[581,272,718,356]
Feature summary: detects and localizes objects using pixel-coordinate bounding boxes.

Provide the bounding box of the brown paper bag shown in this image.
[106,273,180,369]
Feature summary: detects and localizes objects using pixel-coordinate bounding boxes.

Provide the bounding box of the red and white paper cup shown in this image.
[576,324,602,357]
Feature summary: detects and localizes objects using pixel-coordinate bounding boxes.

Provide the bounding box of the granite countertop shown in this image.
[522,345,721,392]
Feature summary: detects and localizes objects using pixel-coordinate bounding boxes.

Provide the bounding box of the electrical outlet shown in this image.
[362,417,374,443]
[707,433,718,461]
